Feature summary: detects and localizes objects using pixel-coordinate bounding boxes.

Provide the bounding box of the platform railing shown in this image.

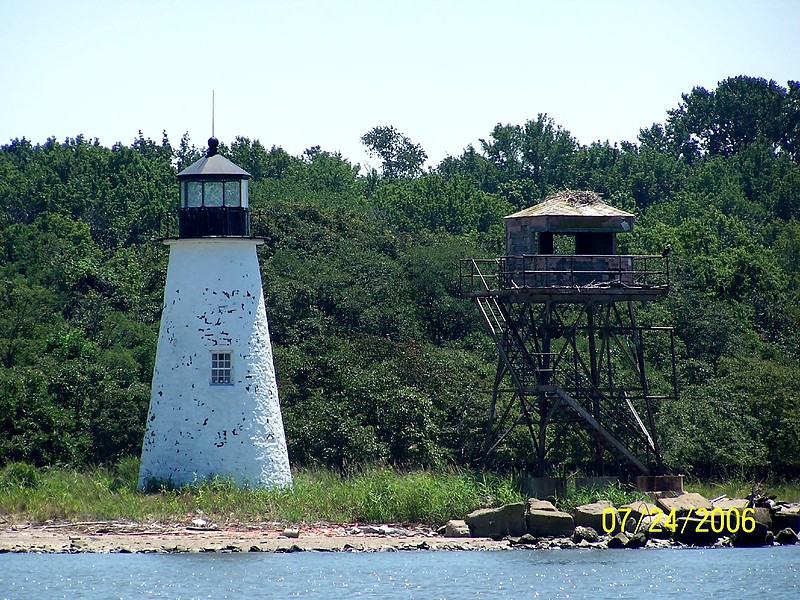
[460,255,669,294]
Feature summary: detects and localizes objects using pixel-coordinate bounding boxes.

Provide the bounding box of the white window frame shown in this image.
[211,351,233,385]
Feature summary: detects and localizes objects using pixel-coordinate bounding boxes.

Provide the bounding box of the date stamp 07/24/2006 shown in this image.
[600,506,758,535]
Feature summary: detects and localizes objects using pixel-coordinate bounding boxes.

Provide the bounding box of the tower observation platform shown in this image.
[460,191,677,476]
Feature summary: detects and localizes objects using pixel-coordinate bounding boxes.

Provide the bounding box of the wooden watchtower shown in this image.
[460,190,677,476]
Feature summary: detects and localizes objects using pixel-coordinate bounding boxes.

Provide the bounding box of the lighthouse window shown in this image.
[224,180,241,207]
[211,351,232,385]
[205,181,224,207]
[187,181,203,207]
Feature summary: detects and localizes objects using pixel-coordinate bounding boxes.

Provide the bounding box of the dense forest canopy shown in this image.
[1,75,798,478]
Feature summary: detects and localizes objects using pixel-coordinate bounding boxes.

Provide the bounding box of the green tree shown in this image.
[480,114,577,206]
[666,76,793,159]
[361,125,427,179]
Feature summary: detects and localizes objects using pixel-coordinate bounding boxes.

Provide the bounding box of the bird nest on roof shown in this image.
[543,190,603,206]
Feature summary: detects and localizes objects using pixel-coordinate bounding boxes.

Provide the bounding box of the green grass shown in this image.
[684,478,800,503]
[3,460,798,528]
[0,458,525,527]
[553,481,649,513]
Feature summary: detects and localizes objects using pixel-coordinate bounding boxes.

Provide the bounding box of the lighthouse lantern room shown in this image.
[138,137,291,489]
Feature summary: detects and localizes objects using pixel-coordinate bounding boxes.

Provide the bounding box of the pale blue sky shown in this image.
[1,0,798,171]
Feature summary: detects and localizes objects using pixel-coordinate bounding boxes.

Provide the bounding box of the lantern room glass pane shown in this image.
[205,181,223,207]
[241,179,249,208]
[187,181,202,207]
[224,180,240,207]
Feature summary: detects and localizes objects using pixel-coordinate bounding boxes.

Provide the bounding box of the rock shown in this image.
[620,501,658,533]
[656,492,712,517]
[465,503,527,539]
[753,507,772,529]
[619,501,657,523]
[572,526,599,544]
[282,528,300,538]
[711,497,749,511]
[527,498,557,512]
[607,532,629,549]
[772,507,800,533]
[625,532,647,549]
[673,517,723,546]
[775,528,798,545]
[526,509,575,537]
[444,519,471,538]
[574,501,618,533]
[731,517,770,548]
[509,533,539,546]
[637,513,672,539]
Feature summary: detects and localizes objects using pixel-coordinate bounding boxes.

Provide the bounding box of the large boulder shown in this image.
[574,501,619,534]
[673,517,723,546]
[637,513,673,539]
[625,531,648,549]
[527,498,557,512]
[752,507,772,530]
[656,492,712,517]
[465,503,527,539]
[620,501,659,533]
[731,521,770,547]
[772,506,800,533]
[711,497,748,511]
[443,519,471,538]
[572,526,599,544]
[731,507,772,547]
[526,509,575,537]
[606,532,629,549]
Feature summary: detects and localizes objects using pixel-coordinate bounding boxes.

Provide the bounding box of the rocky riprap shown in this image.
[450,491,800,550]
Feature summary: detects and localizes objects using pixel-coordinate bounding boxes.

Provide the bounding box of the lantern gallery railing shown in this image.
[460,255,670,296]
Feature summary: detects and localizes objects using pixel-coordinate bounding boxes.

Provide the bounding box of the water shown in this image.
[1,546,798,599]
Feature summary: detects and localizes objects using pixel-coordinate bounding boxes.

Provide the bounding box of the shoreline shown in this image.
[0,521,698,554]
[0,522,510,554]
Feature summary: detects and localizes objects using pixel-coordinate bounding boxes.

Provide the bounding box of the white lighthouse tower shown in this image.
[138,137,291,489]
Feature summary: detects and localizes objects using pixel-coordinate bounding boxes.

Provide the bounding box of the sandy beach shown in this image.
[0,521,511,554]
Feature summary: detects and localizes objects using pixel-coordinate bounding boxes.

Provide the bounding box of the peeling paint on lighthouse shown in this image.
[138,137,291,489]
